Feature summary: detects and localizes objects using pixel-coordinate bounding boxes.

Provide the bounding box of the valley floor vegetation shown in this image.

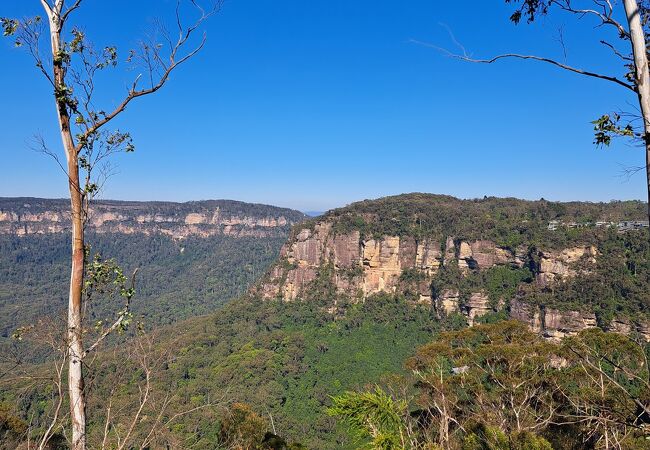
[3,293,650,449]
[2,194,650,449]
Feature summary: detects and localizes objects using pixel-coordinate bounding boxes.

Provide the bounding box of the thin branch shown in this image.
[550,0,630,38]
[29,134,75,186]
[37,353,66,450]
[101,394,113,450]
[619,163,647,181]
[60,0,84,26]
[83,268,139,357]
[74,1,220,154]
[600,40,633,61]
[413,39,636,92]
[555,26,568,63]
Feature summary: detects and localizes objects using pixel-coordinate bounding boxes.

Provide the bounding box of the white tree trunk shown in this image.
[44,5,87,449]
[623,0,650,224]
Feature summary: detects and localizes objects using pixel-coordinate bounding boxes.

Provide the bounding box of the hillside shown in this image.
[147,194,650,448]
[3,193,650,449]
[0,197,306,351]
[256,193,650,339]
[99,194,650,448]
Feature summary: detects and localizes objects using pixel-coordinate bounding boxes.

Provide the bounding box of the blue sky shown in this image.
[0,0,646,211]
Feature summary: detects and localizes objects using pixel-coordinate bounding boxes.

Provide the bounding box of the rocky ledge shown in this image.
[0,198,306,239]
[254,218,647,341]
[257,223,596,302]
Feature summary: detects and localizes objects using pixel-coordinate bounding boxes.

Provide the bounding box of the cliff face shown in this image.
[509,300,650,342]
[536,246,598,285]
[254,194,650,341]
[258,224,641,339]
[261,227,529,302]
[0,198,306,238]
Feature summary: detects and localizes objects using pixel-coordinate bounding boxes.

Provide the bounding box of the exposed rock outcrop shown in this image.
[253,194,647,340]
[261,229,445,301]
[463,292,493,326]
[0,198,305,239]
[258,215,605,309]
[510,299,596,341]
[509,299,650,342]
[258,222,534,305]
[362,236,402,295]
[509,299,543,333]
[536,246,598,285]
[457,240,523,272]
[542,308,597,341]
[436,289,460,316]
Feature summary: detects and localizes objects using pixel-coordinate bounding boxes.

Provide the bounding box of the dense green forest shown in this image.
[308,193,647,249]
[0,232,287,352]
[2,294,444,449]
[2,194,650,449]
[6,294,650,449]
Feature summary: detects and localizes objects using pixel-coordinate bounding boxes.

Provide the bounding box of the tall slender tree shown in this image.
[1,2,218,448]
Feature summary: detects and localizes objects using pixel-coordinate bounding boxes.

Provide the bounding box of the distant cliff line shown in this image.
[0,197,306,239]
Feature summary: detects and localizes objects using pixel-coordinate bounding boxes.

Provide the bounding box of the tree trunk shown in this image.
[623,0,650,226]
[46,11,87,450]
[66,160,86,450]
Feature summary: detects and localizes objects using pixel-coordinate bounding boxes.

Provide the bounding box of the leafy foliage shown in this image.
[327,387,408,450]
[333,321,650,449]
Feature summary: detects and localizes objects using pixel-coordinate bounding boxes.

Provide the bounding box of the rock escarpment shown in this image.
[259,225,527,303]
[510,299,650,342]
[536,246,598,285]
[255,192,649,341]
[0,198,306,239]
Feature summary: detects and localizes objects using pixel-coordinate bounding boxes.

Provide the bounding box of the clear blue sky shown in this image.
[0,0,646,211]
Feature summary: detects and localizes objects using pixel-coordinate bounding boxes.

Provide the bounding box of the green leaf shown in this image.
[0,18,18,37]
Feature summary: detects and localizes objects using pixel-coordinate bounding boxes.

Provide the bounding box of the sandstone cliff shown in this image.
[254,193,649,340]
[0,198,306,238]
[260,227,532,302]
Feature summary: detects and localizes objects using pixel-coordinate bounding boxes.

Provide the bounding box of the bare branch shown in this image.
[37,353,66,450]
[600,40,633,61]
[101,394,113,450]
[555,26,568,63]
[60,0,84,26]
[74,1,220,154]
[550,0,630,38]
[413,39,636,92]
[17,18,54,87]
[619,163,647,181]
[29,134,84,197]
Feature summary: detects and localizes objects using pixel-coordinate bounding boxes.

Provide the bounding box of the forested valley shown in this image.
[4,0,650,448]
[2,194,650,449]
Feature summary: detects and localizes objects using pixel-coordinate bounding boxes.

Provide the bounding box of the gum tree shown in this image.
[1,1,217,448]
[433,0,650,225]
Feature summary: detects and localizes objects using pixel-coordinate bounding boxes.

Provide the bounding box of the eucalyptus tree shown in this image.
[433,0,650,224]
[1,1,218,448]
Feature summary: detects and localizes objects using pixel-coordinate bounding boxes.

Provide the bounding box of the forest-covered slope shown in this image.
[0,197,305,350]
[3,193,650,449]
